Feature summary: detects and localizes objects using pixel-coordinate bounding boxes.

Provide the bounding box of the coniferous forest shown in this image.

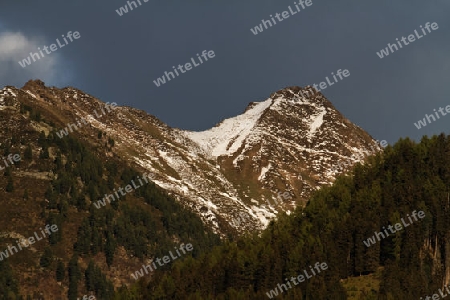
[115,134,450,299]
[0,113,221,299]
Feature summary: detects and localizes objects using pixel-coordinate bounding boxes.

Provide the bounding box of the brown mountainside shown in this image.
[1,80,381,237]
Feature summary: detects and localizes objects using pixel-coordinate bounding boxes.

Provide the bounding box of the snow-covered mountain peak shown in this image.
[184,97,274,158]
[4,82,382,236]
[184,86,333,159]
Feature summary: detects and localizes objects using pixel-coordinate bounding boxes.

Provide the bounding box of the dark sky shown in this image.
[0,0,449,145]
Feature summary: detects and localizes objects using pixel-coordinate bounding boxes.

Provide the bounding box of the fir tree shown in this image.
[56,260,65,282]
[39,247,53,268]
[5,176,13,192]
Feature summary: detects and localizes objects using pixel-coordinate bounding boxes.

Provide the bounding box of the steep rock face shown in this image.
[2,81,381,236]
[183,86,380,232]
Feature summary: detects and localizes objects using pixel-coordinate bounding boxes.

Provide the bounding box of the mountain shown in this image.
[130,135,450,300]
[183,85,381,232]
[0,81,221,299]
[0,80,386,298]
[1,81,382,237]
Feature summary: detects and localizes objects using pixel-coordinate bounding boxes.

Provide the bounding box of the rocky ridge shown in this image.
[0,81,382,236]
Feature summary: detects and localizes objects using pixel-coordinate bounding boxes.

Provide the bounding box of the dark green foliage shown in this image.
[30,110,41,122]
[39,145,49,159]
[74,218,91,256]
[21,104,43,122]
[10,135,19,146]
[58,199,69,218]
[2,141,10,156]
[23,144,33,160]
[54,152,63,170]
[85,260,96,291]
[46,213,62,245]
[0,260,19,298]
[3,167,11,177]
[68,278,78,300]
[20,104,32,113]
[84,260,115,299]
[68,255,81,300]
[39,247,53,268]
[56,260,65,282]
[38,131,46,143]
[5,175,13,192]
[130,134,450,299]
[45,132,220,266]
[21,130,221,297]
[105,232,116,267]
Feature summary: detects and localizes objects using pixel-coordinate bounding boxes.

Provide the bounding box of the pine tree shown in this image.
[68,278,78,300]
[105,232,116,267]
[39,145,49,159]
[47,214,62,245]
[24,145,32,160]
[56,260,65,282]
[2,142,10,156]
[108,138,114,147]
[39,247,52,268]
[68,255,81,300]
[5,176,13,192]
[85,260,95,291]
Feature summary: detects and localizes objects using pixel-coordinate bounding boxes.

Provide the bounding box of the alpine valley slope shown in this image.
[1,81,381,236]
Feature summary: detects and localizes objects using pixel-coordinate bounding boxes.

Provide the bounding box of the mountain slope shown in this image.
[0,85,221,298]
[2,81,382,237]
[132,135,450,299]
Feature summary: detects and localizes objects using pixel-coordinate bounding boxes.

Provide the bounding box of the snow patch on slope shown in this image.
[258,163,271,181]
[6,88,16,97]
[309,108,326,136]
[25,90,37,99]
[0,88,16,110]
[185,98,273,157]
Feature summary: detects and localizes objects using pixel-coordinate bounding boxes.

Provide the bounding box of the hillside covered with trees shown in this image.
[0,102,220,299]
[119,134,450,299]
